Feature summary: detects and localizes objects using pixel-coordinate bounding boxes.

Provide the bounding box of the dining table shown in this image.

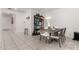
[44,28,62,35]
[40,28,62,43]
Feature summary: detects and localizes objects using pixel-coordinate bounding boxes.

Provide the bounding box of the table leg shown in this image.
[40,35,41,40]
[58,39,61,48]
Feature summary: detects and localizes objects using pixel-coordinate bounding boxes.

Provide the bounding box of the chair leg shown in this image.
[61,37,65,45]
[48,39,51,43]
[58,39,61,48]
[61,38,64,45]
[63,36,66,42]
[45,37,48,43]
[64,37,66,41]
[40,35,41,40]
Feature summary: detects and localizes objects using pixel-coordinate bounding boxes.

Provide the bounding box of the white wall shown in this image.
[0,10,1,31]
[15,8,32,35]
[44,8,79,38]
[15,12,26,33]
[0,9,2,31]
[25,9,32,35]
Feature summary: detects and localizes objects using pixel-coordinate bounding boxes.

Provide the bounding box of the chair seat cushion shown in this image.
[41,33,49,37]
[50,36,59,39]
[41,32,49,36]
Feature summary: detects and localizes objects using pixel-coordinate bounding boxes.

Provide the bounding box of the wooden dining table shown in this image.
[44,28,62,35]
[40,28,62,43]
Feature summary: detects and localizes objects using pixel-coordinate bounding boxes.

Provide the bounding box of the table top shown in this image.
[45,28,61,33]
[40,28,62,35]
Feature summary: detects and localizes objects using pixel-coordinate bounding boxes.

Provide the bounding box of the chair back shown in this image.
[60,28,66,36]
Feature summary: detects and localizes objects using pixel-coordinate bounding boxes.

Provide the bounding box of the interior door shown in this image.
[2,14,13,31]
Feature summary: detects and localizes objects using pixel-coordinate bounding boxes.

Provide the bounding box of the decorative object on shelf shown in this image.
[32,13,44,35]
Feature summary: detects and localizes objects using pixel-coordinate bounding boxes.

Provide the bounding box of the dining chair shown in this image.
[51,26,59,36]
[40,31,50,43]
[50,28,66,48]
[60,28,66,43]
[40,27,53,43]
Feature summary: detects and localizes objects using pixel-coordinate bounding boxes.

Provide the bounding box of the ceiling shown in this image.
[1,8,59,16]
[33,8,59,12]
[16,8,27,12]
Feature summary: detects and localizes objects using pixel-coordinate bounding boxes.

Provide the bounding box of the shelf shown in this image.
[33,14,44,35]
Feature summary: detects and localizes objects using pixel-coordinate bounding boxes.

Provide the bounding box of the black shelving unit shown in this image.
[32,13,44,35]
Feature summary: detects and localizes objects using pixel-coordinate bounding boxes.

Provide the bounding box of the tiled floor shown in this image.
[0,31,79,50]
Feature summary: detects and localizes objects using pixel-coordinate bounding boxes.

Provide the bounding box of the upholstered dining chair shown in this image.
[60,28,66,43]
[40,27,52,43]
[50,28,66,48]
[40,31,50,43]
[39,26,56,43]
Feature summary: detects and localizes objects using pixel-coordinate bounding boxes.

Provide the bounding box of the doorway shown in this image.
[2,13,14,31]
